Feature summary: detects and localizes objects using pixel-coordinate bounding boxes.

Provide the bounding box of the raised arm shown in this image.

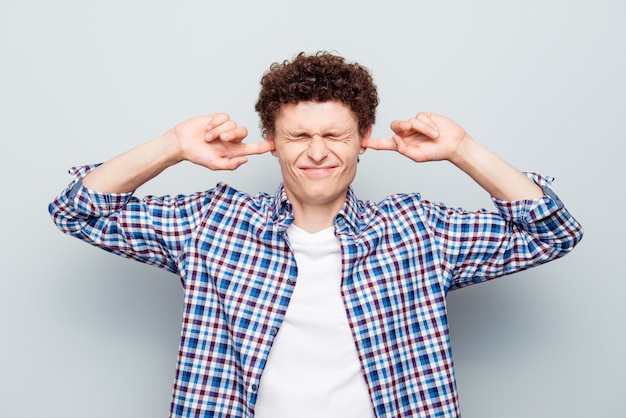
[362,112,543,201]
[82,113,275,193]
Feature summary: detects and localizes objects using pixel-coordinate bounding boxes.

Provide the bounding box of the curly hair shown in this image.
[255,51,379,138]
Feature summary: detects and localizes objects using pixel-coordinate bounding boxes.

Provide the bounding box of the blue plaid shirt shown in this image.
[49,165,582,417]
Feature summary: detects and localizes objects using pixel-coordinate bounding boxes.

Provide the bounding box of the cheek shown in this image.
[274,150,298,173]
[340,145,362,162]
[276,144,307,163]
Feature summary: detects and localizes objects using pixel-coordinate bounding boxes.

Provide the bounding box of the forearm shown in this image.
[82,131,182,193]
[449,135,544,201]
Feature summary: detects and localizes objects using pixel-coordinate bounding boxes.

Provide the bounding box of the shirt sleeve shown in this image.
[425,172,583,291]
[48,164,215,274]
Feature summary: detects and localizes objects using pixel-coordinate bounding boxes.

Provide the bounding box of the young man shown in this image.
[49,52,583,417]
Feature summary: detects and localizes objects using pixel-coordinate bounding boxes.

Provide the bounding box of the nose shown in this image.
[307,137,329,162]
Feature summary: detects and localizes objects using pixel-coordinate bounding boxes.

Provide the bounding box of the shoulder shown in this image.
[358,192,426,215]
[349,191,429,231]
[202,183,275,212]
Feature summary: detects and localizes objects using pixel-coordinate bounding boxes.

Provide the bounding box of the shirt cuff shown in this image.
[492,172,565,224]
[67,164,134,216]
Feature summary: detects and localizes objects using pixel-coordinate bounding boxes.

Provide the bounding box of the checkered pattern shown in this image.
[49,165,583,417]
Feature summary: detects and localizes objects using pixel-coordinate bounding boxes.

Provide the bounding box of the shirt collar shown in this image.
[335,187,363,235]
[270,184,364,236]
[271,183,294,231]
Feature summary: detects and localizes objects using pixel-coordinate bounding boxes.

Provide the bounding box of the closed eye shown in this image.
[323,133,350,142]
[283,131,351,142]
[288,136,309,142]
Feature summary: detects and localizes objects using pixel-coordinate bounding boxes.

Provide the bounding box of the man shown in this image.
[49,51,583,417]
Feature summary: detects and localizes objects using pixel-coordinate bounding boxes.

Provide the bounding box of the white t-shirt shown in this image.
[254,225,375,418]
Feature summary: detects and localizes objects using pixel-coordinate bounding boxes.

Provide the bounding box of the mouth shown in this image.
[299,166,337,176]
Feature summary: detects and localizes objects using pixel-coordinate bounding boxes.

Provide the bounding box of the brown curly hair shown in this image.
[255,51,379,138]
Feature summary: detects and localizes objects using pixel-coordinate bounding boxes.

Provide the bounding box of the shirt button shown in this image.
[286,279,295,285]
[270,327,278,336]
[251,384,258,392]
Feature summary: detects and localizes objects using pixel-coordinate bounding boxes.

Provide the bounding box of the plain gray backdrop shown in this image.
[1,0,623,416]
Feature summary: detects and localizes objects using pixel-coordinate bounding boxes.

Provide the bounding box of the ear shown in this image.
[359,125,373,154]
[266,134,278,156]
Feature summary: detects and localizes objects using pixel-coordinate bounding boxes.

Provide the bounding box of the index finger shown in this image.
[238,140,276,156]
[361,137,397,151]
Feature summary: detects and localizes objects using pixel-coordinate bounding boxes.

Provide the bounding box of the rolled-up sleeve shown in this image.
[424,172,583,290]
[491,172,583,256]
[48,164,214,274]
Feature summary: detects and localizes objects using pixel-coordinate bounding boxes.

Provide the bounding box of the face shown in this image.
[269,101,370,216]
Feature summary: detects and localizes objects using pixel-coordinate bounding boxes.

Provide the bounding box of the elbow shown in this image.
[48,201,65,232]
[552,220,584,258]
[48,200,84,236]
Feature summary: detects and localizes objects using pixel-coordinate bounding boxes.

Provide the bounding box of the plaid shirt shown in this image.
[49,165,582,417]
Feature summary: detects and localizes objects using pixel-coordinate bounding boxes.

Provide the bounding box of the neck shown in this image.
[291,202,342,233]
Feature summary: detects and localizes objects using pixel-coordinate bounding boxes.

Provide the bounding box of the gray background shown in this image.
[1,0,623,416]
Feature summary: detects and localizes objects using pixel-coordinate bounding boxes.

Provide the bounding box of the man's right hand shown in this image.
[173,113,275,171]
